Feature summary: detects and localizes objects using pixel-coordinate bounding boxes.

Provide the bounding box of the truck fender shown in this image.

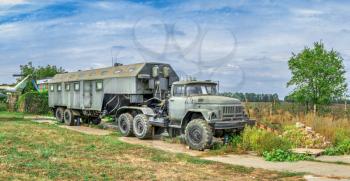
[180,109,213,128]
[116,106,156,117]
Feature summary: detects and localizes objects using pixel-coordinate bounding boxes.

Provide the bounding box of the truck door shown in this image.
[168,85,187,125]
[83,81,93,108]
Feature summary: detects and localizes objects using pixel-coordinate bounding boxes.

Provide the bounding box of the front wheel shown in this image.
[185,119,213,151]
[133,114,152,139]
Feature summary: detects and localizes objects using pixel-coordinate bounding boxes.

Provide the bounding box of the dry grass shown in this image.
[246,102,350,144]
[0,118,303,181]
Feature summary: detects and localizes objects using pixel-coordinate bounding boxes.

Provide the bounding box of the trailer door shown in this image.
[83,81,93,108]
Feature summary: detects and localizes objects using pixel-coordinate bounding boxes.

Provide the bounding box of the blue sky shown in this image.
[1,0,350,98]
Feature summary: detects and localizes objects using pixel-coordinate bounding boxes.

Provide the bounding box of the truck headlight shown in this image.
[210,112,217,120]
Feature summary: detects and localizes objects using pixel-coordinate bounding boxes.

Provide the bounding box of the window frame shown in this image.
[96,80,103,91]
[57,84,62,92]
[173,85,185,97]
[74,82,80,91]
[65,83,70,91]
[50,84,55,92]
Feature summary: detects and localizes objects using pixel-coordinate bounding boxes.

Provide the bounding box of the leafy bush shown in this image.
[263,149,313,162]
[324,139,350,155]
[0,102,7,111]
[333,129,350,145]
[17,91,49,114]
[282,125,306,148]
[241,127,291,155]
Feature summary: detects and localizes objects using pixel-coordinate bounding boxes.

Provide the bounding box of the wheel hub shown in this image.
[120,119,128,131]
[136,120,144,134]
[189,127,202,144]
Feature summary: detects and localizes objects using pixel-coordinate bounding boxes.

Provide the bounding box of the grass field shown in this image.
[0,117,303,180]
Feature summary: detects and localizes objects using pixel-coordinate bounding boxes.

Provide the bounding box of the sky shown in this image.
[1,0,350,98]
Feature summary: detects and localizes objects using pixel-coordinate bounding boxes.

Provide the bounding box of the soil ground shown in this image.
[29,118,350,180]
[0,118,303,180]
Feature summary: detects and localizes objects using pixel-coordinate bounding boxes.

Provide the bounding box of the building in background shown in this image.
[37,78,52,92]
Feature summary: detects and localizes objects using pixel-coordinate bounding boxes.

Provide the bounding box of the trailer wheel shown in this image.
[133,114,152,139]
[55,108,65,123]
[117,113,134,137]
[64,109,76,126]
[185,119,213,151]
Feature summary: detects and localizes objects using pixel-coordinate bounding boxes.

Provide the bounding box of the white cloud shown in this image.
[1,0,350,98]
[0,0,26,4]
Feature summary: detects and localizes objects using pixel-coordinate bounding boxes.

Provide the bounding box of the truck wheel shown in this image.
[92,117,101,125]
[185,119,213,151]
[133,114,152,139]
[117,113,134,137]
[64,109,76,126]
[55,108,65,123]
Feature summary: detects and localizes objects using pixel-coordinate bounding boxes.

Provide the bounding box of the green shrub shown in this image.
[324,139,350,155]
[263,149,313,162]
[241,127,291,155]
[333,129,350,145]
[0,102,7,111]
[17,91,49,114]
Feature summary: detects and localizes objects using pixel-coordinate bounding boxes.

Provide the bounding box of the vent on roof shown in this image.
[114,63,123,67]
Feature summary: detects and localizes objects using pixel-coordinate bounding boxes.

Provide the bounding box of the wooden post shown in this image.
[313,104,317,116]
[345,99,347,112]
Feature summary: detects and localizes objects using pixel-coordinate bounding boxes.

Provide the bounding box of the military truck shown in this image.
[49,62,253,150]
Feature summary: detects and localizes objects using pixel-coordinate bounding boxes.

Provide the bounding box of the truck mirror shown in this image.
[152,66,159,78]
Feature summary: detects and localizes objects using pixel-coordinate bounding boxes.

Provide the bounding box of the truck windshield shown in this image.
[186,84,217,96]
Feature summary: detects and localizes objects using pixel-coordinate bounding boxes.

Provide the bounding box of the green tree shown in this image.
[20,62,65,80]
[19,62,65,92]
[287,42,347,109]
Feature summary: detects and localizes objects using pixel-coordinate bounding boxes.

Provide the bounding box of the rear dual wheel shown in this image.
[117,113,152,139]
[133,114,152,139]
[117,113,134,137]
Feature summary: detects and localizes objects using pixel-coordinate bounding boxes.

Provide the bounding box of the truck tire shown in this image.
[55,107,65,123]
[64,109,76,126]
[117,113,134,137]
[92,117,101,125]
[185,119,213,151]
[133,114,152,139]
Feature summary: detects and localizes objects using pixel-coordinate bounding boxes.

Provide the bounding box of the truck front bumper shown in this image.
[211,119,256,129]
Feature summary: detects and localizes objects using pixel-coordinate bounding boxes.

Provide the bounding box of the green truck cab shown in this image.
[164,80,253,150]
[117,79,254,150]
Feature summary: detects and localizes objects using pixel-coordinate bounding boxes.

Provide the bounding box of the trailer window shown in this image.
[65,83,70,91]
[50,85,54,92]
[57,84,62,92]
[74,83,80,91]
[96,81,103,91]
[173,85,184,97]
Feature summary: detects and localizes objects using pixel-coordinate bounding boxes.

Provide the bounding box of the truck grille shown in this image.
[222,106,244,119]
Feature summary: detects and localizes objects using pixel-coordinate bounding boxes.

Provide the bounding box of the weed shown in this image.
[150,154,171,162]
[242,127,291,155]
[324,139,350,155]
[263,149,313,162]
[224,165,254,174]
[277,171,306,178]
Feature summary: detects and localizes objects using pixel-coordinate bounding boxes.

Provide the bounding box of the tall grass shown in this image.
[245,102,350,144]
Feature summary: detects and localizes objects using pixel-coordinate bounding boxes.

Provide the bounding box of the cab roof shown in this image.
[172,80,217,85]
